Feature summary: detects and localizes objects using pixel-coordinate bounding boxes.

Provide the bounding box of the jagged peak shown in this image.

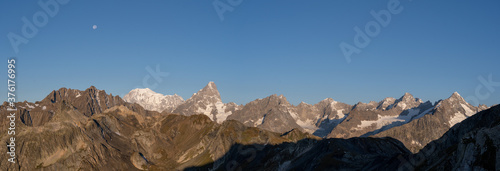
[204,81,217,90]
[434,92,470,110]
[299,101,309,105]
[198,82,219,94]
[380,97,396,104]
[439,91,467,107]
[268,94,287,100]
[383,97,396,101]
[87,85,98,91]
[319,98,336,104]
[258,94,290,106]
[399,92,415,101]
[447,91,465,102]
[377,97,397,110]
[185,82,222,103]
[56,87,69,92]
[451,91,462,98]
[356,101,365,105]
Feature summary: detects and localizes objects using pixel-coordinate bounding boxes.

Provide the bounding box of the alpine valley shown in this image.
[1,82,498,170]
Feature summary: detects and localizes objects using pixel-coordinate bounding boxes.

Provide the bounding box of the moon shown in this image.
[92,25,97,30]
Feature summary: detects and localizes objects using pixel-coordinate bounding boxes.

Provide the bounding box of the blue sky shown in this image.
[1,0,499,106]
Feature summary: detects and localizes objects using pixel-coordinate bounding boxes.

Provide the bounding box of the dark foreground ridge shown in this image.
[185,137,410,171]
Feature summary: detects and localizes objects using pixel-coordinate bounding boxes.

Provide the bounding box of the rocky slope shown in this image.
[172,82,241,124]
[184,104,500,171]
[373,92,487,153]
[123,88,184,113]
[0,86,497,170]
[328,93,434,139]
[124,83,490,145]
[227,94,304,133]
[412,104,500,170]
[379,104,500,170]
[293,98,352,137]
[0,86,316,170]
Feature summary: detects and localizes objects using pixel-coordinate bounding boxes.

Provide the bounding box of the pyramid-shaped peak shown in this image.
[399,92,414,100]
[199,82,219,93]
[205,81,217,89]
[448,91,465,102]
[189,82,221,101]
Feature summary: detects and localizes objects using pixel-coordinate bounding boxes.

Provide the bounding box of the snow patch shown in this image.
[288,109,298,120]
[96,90,101,107]
[336,109,345,119]
[356,109,423,130]
[411,140,422,146]
[449,112,467,127]
[460,103,475,116]
[196,105,215,120]
[296,119,317,133]
[255,117,265,127]
[357,115,405,130]
[398,103,407,110]
[26,103,35,109]
[215,101,232,123]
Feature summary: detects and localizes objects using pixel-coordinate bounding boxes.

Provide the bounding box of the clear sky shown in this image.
[1,0,499,106]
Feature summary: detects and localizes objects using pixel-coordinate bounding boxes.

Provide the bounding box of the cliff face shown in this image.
[411,105,500,170]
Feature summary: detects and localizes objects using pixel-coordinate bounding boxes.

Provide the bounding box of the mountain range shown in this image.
[124,82,489,152]
[0,82,496,170]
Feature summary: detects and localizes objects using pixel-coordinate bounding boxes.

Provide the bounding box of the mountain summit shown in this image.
[123,88,184,113]
[374,91,487,152]
[173,82,240,123]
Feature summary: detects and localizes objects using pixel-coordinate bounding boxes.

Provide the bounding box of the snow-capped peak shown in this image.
[172,82,239,124]
[123,88,184,113]
[207,81,215,89]
[449,92,465,102]
[378,97,396,110]
[400,92,415,102]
